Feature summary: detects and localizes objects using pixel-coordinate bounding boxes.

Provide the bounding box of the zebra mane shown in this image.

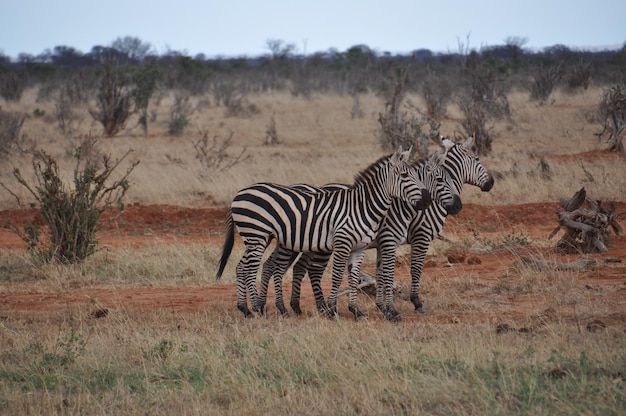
[352,153,393,187]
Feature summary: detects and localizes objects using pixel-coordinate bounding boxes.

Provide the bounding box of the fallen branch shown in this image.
[518,255,597,271]
[337,272,377,297]
[553,187,620,254]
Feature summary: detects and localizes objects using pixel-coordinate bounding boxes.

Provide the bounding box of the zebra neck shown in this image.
[350,166,394,225]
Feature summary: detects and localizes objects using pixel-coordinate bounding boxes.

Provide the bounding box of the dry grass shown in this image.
[0,293,624,415]
[1,87,626,414]
[2,86,624,210]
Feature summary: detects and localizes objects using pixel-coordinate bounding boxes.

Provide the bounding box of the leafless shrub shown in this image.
[54,84,81,136]
[596,83,626,153]
[289,66,313,99]
[0,109,26,159]
[350,94,364,119]
[211,78,258,117]
[420,72,452,121]
[526,158,552,180]
[463,51,511,119]
[89,58,135,137]
[564,59,592,94]
[529,62,565,104]
[376,62,432,158]
[458,97,493,156]
[168,93,193,136]
[0,136,138,263]
[0,70,27,102]
[264,115,280,145]
[193,128,250,171]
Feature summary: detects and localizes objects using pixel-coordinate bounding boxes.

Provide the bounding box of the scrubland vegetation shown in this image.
[0,38,625,414]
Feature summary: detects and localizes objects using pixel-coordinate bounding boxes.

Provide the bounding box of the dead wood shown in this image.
[552,187,621,254]
[518,255,597,271]
[337,272,377,297]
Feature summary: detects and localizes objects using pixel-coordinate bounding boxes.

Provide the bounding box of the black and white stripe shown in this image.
[216,148,431,319]
[287,136,494,321]
[260,151,462,318]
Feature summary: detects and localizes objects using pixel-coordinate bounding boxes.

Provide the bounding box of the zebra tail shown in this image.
[216,209,235,280]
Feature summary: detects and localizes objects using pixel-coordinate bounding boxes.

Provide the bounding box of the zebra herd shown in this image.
[216,136,494,321]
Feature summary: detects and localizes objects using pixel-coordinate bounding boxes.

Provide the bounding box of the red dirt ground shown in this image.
[1,200,625,325]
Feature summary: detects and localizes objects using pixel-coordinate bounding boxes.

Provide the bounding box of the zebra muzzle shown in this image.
[413,188,432,210]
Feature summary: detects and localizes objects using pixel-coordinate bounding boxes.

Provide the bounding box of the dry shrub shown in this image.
[529,62,565,104]
[89,58,134,137]
[0,136,138,263]
[596,82,626,152]
[0,109,26,159]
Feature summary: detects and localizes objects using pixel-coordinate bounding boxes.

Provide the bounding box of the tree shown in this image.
[111,36,153,63]
[89,56,135,137]
[597,83,626,153]
[132,59,161,136]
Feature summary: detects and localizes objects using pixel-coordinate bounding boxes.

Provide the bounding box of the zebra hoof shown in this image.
[326,308,339,320]
[238,305,254,318]
[290,303,303,316]
[385,311,403,322]
[315,301,328,314]
[416,306,426,314]
[349,305,366,321]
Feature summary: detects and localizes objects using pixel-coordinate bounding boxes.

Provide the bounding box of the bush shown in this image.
[0,136,139,263]
[596,83,626,153]
[0,70,28,102]
[168,94,192,136]
[529,62,564,104]
[89,58,135,137]
[0,109,26,160]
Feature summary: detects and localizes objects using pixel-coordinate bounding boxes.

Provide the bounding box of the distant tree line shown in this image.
[1,36,624,99]
[0,36,625,154]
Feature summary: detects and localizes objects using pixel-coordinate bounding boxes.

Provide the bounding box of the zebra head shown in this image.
[419,151,463,215]
[441,136,494,192]
[388,147,432,209]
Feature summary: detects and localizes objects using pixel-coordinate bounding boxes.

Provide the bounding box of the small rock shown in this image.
[586,319,606,333]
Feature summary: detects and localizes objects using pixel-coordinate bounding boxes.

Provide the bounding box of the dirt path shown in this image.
[1,202,625,325]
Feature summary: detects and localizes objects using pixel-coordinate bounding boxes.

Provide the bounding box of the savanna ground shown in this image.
[0,87,625,415]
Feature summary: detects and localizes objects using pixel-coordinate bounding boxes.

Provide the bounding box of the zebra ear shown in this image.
[442,138,455,152]
[392,146,410,164]
[463,135,475,149]
[428,150,440,165]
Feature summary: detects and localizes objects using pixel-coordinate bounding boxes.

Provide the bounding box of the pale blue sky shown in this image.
[1,0,624,59]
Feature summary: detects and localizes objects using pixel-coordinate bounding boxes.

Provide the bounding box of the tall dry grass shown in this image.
[1,86,626,415]
[1,86,624,210]
[0,291,624,415]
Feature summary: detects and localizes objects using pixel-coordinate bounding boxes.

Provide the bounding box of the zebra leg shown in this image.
[272,264,289,317]
[235,260,252,318]
[261,246,296,316]
[377,240,403,322]
[258,253,274,315]
[290,254,309,315]
[347,250,366,321]
[326,249,349,319]
[409,239,429,314]
[374,248,385,314]
[309,253,332,314]
[236,246,264,318]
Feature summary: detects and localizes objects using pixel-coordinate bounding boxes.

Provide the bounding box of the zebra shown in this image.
[215,147,432,319]
[287,136,494,321]
[257,150,460,317]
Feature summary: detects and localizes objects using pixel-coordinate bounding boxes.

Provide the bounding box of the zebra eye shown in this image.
[400,172,409,178]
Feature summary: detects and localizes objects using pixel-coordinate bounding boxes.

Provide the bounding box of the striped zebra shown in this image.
[257,151,461,317]
[288,136,494,321]
[215,147,432,319]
